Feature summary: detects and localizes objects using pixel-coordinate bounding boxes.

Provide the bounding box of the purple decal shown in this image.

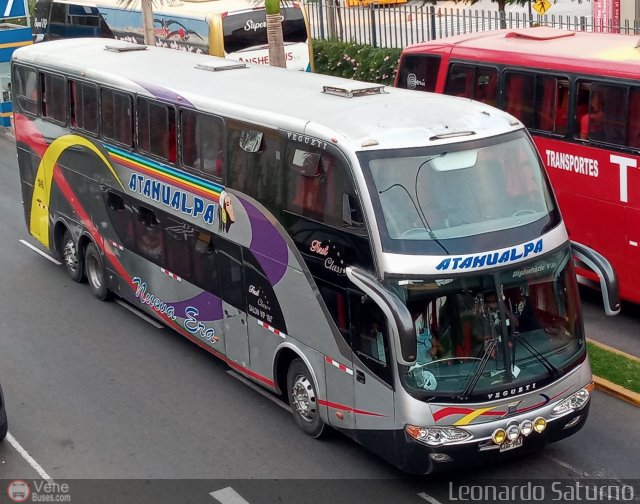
[134,81,195,108]
[240,198,288,285]
[170,291,223,321]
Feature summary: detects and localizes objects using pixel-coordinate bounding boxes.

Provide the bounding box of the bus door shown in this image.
[216,237,250,367]
[351,299,395,431]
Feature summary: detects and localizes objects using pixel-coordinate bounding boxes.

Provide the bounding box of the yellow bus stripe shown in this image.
[0,41,32,49]
[453,406,497,426]
[30,135,124,247]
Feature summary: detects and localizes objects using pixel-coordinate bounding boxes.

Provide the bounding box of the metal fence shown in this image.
[303,1,633,48]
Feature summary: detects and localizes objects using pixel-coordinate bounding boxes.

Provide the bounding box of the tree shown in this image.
[252,0,288,68]
[117,0,159,46]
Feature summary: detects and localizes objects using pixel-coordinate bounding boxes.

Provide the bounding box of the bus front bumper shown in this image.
[399,401,590,475]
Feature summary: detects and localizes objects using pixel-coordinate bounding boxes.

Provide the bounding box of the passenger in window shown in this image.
[580,92,605,140]
[411,305,441,364]
[362,321,386,362]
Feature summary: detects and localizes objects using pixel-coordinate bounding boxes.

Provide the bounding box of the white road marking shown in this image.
[544,454,586,476]
[115,299,164,329]
[19,239,62,265]
[226,370,291,413]
[210,487,251,504]
[418,491,445,504]
[6,432,53,481]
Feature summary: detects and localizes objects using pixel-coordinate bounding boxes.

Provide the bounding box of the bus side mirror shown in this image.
[346,266,417,365]
[571,241,620,316]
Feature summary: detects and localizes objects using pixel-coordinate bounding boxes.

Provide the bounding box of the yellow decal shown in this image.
[30,135,124,248]
[453,406,496,426]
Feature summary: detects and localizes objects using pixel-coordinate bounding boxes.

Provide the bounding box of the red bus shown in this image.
[396,27,639,306]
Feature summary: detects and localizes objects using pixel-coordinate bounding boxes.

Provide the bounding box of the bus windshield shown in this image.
[360,131,557,247]
[223,7,308,54]
[389,245,585,401]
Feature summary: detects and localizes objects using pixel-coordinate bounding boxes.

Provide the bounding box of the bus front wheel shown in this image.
[287,359,326,439]
[85,243,111,301]
[62,230,84,283]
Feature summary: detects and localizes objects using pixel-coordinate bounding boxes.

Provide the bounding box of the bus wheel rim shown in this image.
[88,255,101,289]
[63,240,79,273]
[292,375,316,423]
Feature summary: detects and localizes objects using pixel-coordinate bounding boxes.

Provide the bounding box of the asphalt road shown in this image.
[0,134,638,503]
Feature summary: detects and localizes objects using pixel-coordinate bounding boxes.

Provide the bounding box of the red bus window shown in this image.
[397,54,440,92]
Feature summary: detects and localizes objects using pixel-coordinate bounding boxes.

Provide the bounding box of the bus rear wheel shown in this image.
[62,229,84,283]
[85,242,111,301]
[287,358,325,439]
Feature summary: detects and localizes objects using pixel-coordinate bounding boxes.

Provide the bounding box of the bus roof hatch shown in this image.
[322,82,386,98]
[104,42,148,53]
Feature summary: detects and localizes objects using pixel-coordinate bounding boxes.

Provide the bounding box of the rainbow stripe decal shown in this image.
[106,144,224,225]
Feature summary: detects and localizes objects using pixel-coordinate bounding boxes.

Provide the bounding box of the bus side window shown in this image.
[317,280,351,345]
[101,88,133,147]
[285,145,361,228]
[163,218,193,283]
[504,72,534,127]
[536,77,556,131]
[41,72,66,124]
[396,54,440,92]
[138,98,176,163]
[215,236,246,312]
[190,230,220,297]
[105,191,135,250]
[352,299,392,386]
[226,122,282,212]
[445,64,473,98]
[181,110,224,179]
[69,80,98,134]
[475,67,498,107]
[136,205,163,263]
[12,65,38,116]
[628,88,640,149]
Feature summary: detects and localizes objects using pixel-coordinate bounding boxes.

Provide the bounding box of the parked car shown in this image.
[0,382,7,440]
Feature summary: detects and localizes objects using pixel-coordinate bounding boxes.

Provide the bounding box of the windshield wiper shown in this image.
[514,332,561,379]
[459,332,500,400]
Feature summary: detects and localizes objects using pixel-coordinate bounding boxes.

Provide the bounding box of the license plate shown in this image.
[499,436,523,452]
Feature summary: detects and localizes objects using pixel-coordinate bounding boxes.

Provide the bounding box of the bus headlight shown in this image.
[533,417,547,433]
[551,388,590,416]
[520,420,533,436]
[405,425,471,446]
[492,428,507,445]
[506,422,520,441]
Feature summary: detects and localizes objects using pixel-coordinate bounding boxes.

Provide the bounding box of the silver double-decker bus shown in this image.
[11,39,618,473]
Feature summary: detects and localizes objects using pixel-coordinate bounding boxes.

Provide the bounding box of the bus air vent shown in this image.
[322,83,386,98]
[195,62,247,72]
[104,43,148,53]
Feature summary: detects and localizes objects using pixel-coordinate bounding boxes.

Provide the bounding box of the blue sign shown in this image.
[0,0,27,19]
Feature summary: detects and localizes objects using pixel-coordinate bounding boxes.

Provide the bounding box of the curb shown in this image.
[588,339,640,408]
[592,375,640,408]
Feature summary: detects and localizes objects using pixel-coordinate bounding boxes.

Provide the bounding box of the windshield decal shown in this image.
[435,239,543,271]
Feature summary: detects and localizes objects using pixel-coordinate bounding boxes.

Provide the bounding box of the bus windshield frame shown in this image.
[358,130,561,256]
[388,244,586,402]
